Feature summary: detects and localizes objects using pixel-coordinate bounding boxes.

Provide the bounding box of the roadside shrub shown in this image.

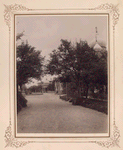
[17,91,27,113]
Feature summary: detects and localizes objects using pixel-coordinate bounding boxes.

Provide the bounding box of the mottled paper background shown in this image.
[0,0,123,150]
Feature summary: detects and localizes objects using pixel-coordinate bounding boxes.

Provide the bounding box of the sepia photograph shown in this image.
[1,0,123,149]
[16,15,109,135]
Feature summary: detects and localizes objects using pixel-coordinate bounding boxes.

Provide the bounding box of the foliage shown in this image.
[28,85,43,93]
[46,39,107,98]
[47,81,55,91]
[16,31,25,41]
[17,91,27,113]
[17,42,44,88]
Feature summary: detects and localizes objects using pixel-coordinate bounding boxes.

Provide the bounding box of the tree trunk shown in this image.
[85,84,89,99]
[17,84,19,93]
[19,84,23,92]
[66,82,68,100]
[78,80,81,98]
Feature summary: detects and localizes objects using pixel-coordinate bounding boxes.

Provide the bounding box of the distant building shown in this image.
[39,82,49,93]
[89,27,107,57]
[90,41,106,57]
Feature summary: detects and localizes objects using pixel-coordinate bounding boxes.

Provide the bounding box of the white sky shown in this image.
[16,15,108,87]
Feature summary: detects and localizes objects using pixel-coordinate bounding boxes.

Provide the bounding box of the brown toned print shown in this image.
[1,2,121,149]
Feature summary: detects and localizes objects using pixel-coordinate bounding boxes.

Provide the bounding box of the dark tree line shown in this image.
[16,37,107,112]
[16,38,44,113]
[17,42,44,91]
[46,39,107,99]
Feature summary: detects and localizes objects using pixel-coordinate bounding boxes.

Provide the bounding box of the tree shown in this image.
[47,81,55,91]
[28,85,43,93]
[47,39,107,101]
[92,49,108,98]
[16,31,25,41]
[17,42,44,90]
[46,39,97,98]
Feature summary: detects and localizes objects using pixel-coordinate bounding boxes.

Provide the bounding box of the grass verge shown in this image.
[60,95,108,114]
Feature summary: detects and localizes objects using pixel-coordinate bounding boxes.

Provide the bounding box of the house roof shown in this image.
[89,39,106,49]
[93,42,103,51]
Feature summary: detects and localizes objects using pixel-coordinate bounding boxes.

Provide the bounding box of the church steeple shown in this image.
[95,27,98,43]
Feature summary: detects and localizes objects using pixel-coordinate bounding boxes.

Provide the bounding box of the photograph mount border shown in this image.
[4,3,120,148]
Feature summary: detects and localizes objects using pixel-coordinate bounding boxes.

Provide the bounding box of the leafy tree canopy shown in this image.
[46,39,99,83]
[46,39,107,98]
[17,42,44,88]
